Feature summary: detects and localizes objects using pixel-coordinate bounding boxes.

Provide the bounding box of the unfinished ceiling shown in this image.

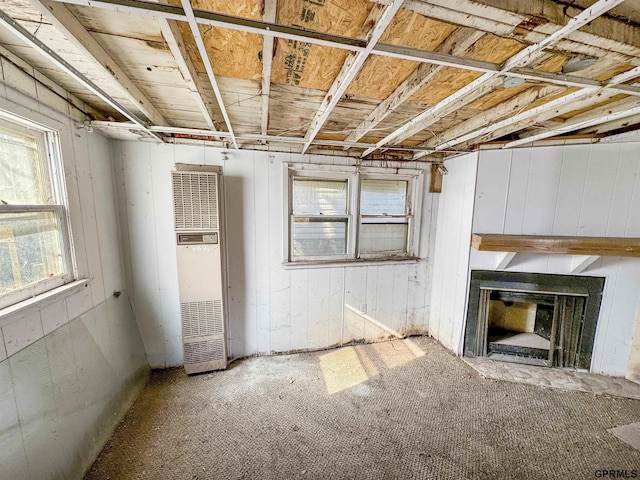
[1,0,640,159]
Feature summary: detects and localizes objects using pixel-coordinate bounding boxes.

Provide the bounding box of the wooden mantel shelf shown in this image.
[471,234,640,257]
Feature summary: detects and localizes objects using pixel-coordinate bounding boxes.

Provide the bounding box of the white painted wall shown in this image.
[469,144,640,376]
[429,153,478,351]
[0,54,149,478]
[114,142,438,367]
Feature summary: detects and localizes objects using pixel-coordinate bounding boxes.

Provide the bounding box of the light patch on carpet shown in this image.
[608,422,640,451]
[373,340,422,369]
[319,347,368,395]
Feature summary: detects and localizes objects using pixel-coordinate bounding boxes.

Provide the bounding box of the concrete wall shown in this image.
[114,141,439,367]
[0,53,149,478]
[469,144,640,377]
[429,153,478,351]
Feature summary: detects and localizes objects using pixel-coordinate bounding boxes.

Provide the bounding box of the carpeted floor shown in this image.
[84,337,640,480]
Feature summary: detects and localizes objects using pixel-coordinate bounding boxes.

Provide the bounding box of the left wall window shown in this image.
[0,112,73,309]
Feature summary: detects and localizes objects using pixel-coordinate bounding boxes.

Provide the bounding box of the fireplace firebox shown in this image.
[464,271,605,370]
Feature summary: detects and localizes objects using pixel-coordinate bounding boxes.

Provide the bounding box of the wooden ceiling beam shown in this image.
[179,0,236,148]
[504,95,640,148]
[299,0,405,155]
[0,8,163,140]
[260,0,277,140]
[343,28,484,147]
[576,113,640,136]
[49,0,640,96]
[155,4,217,130]
[414,65,640,156]
[361,0,626,157]
[462,0,640,52]
[454,91,619,150]
[374,0,523,34]
[413,84,564,151]
[87,120,471,153]
[374,0,640,58]
[30,0,168,126]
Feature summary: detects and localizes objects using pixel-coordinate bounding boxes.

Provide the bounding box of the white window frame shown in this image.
[283,163,423,265]
[0,110,75,309]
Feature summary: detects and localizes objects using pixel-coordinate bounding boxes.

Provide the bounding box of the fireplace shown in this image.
[464,271,605,370]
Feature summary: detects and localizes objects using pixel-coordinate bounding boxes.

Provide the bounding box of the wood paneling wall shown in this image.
[114,143,437,367]
[0,59,149,479]
[470,144,640,377]
[429,153,479,352]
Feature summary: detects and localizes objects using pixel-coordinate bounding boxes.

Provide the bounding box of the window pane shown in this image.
[360,179,407,215]
[359,223,408,254]
[0,126,48,205]
[293,179,347,215]
[292,218,346,257]
[0,211,64,295]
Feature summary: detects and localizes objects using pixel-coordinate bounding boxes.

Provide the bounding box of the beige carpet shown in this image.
[85,337,640,480]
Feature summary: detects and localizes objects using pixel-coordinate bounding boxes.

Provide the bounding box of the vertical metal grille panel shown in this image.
[181,300,223,338]
[183,339,225,364]
[172,172,218,231]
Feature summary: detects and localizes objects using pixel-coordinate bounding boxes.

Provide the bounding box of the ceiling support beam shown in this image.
[31,0,168,126]
[414,83,564,151]
[343,28,483,147]
[411,65,640,157]
[260,0,277,141]
[577,113,640,136]
[361,0,626,157]
[504,96,640,148]
[0,8,163,141]
[375,0,640,62]
[49,0,640,99]
[300,0,405,154]
[179,0,237,148]
[156,2,217,130]
[87,120,471,153]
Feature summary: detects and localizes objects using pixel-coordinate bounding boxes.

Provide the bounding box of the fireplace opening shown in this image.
[465,271,604,370]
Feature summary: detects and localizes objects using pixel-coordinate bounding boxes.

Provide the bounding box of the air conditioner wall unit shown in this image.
[172,165,227,374]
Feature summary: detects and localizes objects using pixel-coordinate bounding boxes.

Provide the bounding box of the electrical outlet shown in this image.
[360,303,367,314]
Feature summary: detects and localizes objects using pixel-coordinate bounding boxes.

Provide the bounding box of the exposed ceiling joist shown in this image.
[260,0,277,140]
[31,0,168,126]
[504,97,640,148]
[361,0,627,157]
[87,120,471,153]
[179,0,237,148]
[376,0,640,58]
[413,65,640,157]
[0,8,163,141]
[414,89,613,158]
[299,0,405,155]
[576,113,640,136]
[48,0,640,98]
[413,83,564,152]
[343,28,484,147]
[375,0,523,35]
[155,1,217,130]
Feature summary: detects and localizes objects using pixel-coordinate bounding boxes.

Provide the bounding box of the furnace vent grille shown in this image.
[181,300,223,338]
[184,338,225,365]
[172,172,218,231]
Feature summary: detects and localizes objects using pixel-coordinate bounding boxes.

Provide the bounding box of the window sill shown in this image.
[0,279,90,322]
[282,257,421,269]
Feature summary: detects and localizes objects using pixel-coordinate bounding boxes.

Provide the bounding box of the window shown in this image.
[0,112,73,308]
[285,164,423,263]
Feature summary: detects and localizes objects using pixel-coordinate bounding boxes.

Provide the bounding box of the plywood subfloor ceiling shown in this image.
[1,0,640,159]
